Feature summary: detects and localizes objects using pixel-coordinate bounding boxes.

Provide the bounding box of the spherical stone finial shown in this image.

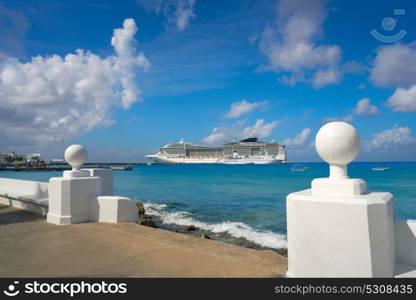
[64,144,88,170]
[315,122,360,178]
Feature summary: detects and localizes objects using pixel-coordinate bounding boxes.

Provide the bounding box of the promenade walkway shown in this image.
[0,205,287,277]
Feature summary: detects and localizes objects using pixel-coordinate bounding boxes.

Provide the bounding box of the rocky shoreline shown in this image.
[135,202,287,256]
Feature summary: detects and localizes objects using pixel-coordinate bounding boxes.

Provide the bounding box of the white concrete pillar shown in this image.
[286,122,395,277]
[47,144,137,225]
[47,145,102,225]
[47,176,101,225]
[84,168,113,196]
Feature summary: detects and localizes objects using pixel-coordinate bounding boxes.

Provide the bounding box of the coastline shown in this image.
[138,202,288,256]
[152,215,288,256]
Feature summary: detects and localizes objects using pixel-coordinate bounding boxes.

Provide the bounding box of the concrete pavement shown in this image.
[0,205,287,277]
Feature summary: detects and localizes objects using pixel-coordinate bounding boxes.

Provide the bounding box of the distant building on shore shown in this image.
[26,153,43,163]
[0,152,44,165]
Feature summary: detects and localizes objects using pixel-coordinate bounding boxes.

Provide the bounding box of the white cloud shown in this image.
[175,0,196,31]
[365,126,415,151]
[353,97,381,116]
[323,114,353,123]
[224,99,266,118]
[371,42,416,88]
[242,119,279,138]
[312,68,342,88]
[282,128,311,146]
[259,0,343,88]
[138,0,196,31]
[202,119,279,145]
[202,127,230,145]
[386,86,416,113]
[0,18,149,146]
[370,42,416,114]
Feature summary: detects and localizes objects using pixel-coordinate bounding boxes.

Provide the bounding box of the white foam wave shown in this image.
[143,202,287,249]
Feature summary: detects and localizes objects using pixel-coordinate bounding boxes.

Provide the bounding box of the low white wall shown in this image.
[395,219,416,265]
[0,171,137,225]
[0,178,49,215]
[0,178,48,199]
[95,196,138,223]
[0,195,48,215]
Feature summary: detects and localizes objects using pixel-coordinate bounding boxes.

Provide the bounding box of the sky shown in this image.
[0,0,415,162]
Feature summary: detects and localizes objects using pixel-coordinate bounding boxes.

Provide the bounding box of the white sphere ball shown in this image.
[315,122,360,165]
[64,144,88,169]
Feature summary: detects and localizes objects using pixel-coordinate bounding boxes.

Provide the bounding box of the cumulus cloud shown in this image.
[370,42,416,114]
[202,119,279,145]
[242,119,279,138]
[386,86,416,113]
[259,0,343,88]
[282,128,311,146]
[0,18,149,146]
[323,114,353,123]
[364,126,415,151]
[312,68,342,88]
[353,98,381,116]
[224,100,267,118]
[138,0,196,31]
[371,42,416,88]
[202,127,231,145]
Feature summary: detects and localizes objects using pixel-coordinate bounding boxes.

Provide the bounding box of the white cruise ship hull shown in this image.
[219,157,281,164]
[146,137,286,165]
[146,155,220,164]
[146,155,284,164]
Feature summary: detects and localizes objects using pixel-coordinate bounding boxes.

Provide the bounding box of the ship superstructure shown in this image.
[146,137,286,164]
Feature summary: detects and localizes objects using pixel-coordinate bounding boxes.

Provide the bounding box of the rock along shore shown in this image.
[135,202,287,256]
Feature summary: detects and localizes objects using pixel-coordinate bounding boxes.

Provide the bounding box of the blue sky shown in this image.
[0,0,415,161]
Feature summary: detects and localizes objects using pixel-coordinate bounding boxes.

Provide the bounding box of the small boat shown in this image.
[291,164,309,172]
[372,167,389,171]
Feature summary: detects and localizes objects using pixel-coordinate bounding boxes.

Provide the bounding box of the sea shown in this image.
[1,162,415,251]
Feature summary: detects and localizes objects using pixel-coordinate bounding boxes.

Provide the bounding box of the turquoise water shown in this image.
[1,162,415,249]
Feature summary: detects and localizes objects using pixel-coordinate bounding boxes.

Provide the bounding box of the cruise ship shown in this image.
[146,137,286,164]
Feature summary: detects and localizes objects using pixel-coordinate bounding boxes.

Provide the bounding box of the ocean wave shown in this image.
[143,202,287,249]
